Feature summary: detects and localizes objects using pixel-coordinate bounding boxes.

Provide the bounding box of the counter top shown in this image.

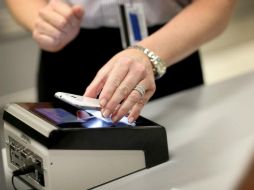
[96,71,254,190]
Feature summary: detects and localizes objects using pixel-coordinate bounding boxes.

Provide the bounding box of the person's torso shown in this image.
[67,0,191,28]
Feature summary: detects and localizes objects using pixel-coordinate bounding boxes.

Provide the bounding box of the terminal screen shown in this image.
[19,103,136,128]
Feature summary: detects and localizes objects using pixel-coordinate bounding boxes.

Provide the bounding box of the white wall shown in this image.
[201,0,254,84]
[0,38,39,97]
[0,2,39,97]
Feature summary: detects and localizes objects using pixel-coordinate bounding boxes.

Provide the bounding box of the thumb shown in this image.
[72,5,84,20]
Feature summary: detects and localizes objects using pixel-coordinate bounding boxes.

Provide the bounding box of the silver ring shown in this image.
[133,84,146,98]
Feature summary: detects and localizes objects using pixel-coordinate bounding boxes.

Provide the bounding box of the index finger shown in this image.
[84,69,107,98]
[98,57,132,107]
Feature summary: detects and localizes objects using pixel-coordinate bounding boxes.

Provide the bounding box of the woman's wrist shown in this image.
[128,45,167,79]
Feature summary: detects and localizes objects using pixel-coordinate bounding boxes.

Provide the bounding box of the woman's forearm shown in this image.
[139,0,237,67]
[5,0,48,31]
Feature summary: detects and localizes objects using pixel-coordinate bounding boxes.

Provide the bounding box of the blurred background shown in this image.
[0,0,254,100]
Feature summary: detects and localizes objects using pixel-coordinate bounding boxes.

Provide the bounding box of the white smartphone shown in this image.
[54,92,101,110]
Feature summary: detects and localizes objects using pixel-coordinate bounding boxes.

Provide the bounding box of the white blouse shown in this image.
[68,0,191,28]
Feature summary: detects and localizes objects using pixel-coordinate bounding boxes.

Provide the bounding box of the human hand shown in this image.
[84,48,156,123]
[33,0,84,52]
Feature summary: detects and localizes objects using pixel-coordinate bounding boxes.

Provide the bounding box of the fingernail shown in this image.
[100,98,107,107]
[112,115,118,123]
[103,109,111,118]
[128,117,135,124]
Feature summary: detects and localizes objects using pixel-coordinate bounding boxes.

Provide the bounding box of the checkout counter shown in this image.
[1,71,254,190]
